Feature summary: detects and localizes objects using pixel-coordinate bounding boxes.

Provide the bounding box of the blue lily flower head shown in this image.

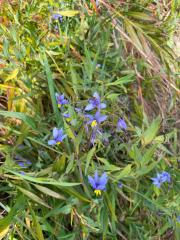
[19,171,25,175]
[177,216,180,223]
[151,173,162,188]
[85,111,107,128]
[160,171,171,183]
[118,181,123,188]
[151,171,171,188]
[117,118,127,131]
[48,127,66,146]
[85,92,106,111]
[17,162,26,168]
[55,93,68,108]
[52,13,63,22]
[88,170,108,196]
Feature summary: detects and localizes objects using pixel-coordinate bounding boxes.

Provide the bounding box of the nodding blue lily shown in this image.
[151,171,171,188]
[48,127,66,146]
[85,92,106,111]
[55,93,68,108]
[88,171,108,196]
[117,118,127,131]
[52,13,63,22]
[85,111,107,128]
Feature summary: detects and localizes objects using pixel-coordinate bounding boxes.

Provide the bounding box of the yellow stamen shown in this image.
[58,104,61,108]
[56,141,61,145]
[94,189,101,196]
[91,120,97,128]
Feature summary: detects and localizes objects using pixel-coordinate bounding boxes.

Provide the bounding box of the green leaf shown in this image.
[141,117,161,146]
[5,169,81,187]
[30,208,45,240]
[113,164,132,180]
[0,111,36,130]
[33,184,65,200]
[141,145,158,166]
[41,49,62,126]
[44,204,72,219]
[0,195,26,232]
[106,74,134,86]
[64,120,75,140]
[85,147,96,175]
[17,186,51,208]
[53,153,66,173]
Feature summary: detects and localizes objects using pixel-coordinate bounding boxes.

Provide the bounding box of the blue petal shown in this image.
[18,162,26,168]
[85,114,94,120]
[63,113,70,118]
[53,127,59,139]
[99,172,108,186]
[59,94,64,100]
[117,119,127,130]
[98,115,107,123]
[58,128,63,136]
[85,103,95,111]
[97,184,106,190]
[88,176,96,189]
[60,134,67,141]
[100,103,106,109]
[160,171,171,183]
[48,140,56,145]
[62,99,68,104]
[94,170,99,183]
[93,92,100,100]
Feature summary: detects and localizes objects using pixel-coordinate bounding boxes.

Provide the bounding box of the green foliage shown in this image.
[0,0,179,239]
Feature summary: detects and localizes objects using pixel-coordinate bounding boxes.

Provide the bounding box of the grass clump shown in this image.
[0,0,179,239]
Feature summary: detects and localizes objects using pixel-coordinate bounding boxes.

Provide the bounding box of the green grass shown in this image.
[0,0,180,239]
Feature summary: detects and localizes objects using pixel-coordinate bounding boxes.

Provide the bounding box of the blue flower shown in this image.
[160,171,171,183]
[151,171,171,188]
[85,111,107,128]
[55,93,68,108]
[117,118,127,131]
[17,162,26,168]
[85,92,106,111]
[48,127,66,146]
[88,171,108,196]
[118,181,123,188]
[52,13,63,22]
[177,216,180,223]
[151,173,163,188]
